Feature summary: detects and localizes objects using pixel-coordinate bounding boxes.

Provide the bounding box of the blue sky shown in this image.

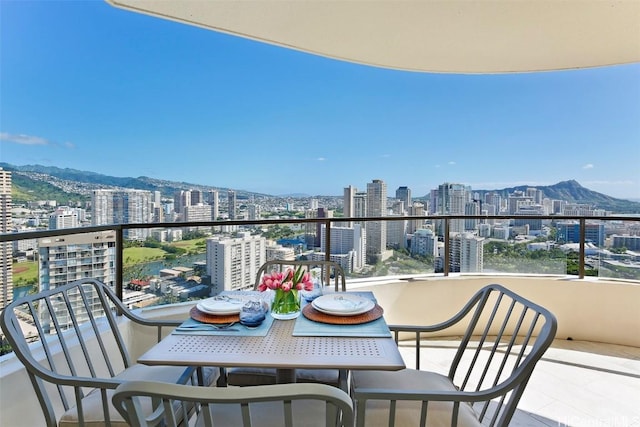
[1,1,639,200]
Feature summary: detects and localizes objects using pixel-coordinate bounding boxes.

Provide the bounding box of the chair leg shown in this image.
[216,368,228,387]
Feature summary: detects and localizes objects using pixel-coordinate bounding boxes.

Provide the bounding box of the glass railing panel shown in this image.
[596,220,640,281]
[452,217,570,276]
[122,226,211,308]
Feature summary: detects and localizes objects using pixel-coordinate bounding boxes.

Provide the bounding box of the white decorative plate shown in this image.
[311,294,375,316]
[197,296,244,315]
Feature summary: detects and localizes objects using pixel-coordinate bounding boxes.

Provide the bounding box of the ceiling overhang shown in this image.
[106,0,640,73]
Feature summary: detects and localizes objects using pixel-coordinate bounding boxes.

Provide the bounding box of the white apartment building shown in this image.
[49,207,80,229]
[38,231,116,290]
[411,228,438,258]
[0,167,13,309]
[183,203,215,232]
[307,251,355,275]
[92,189,153,240]
[206,232,266,294]
[320,223,366,272]
[449,233,485,273]
[266,244,296,261]
[37,231,116,330]
[342,185,357,227]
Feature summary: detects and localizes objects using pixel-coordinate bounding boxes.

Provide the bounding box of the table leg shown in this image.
[275,368,296,384]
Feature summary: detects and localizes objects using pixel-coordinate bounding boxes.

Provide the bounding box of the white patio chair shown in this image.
[112,380,354,427]
[351,284,557,427]
[0,278,219,427]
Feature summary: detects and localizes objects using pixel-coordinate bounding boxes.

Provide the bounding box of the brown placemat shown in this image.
[190,306,240,324]
[302,304,384,325]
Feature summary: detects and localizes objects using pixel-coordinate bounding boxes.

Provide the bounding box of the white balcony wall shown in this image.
[1,276,639,426]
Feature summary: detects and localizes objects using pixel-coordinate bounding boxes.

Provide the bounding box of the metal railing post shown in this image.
[116,227,124,301]
[444,218,450,276]
[579,218,586,279]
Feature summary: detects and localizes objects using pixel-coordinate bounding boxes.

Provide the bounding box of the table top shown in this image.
[138,310,406,371]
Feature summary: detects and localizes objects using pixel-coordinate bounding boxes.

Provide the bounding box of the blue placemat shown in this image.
[292,291,392,338]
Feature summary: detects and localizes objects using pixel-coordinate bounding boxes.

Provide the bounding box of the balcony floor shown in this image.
[397,339,640,427]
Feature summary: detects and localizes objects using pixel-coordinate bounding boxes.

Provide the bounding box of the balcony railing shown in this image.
[2,214,639,305]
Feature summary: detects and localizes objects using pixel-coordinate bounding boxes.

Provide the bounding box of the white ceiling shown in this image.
[106,0,640,74]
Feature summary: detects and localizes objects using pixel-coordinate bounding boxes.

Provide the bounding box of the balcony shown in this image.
[1,215,639,426]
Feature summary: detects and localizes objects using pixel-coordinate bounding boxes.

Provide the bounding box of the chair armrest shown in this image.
[113,381,355,426]
[353,381,518,404]
[117,381,352,405]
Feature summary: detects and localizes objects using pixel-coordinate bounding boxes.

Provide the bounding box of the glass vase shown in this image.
[271,288,301,320]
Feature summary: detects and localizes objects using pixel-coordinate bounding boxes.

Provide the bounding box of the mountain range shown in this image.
[2,163,639,214]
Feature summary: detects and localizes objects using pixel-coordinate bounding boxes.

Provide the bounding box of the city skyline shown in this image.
[1,1,639,200]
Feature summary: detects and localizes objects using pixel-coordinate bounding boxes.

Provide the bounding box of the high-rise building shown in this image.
[366,179,387,263]
[247,204,260,221]
[407,202,426,234]
[190,190,203,206]
[343,186,356,218]
[514,205,545,232]
[228,190,237,220]
[386,216,407,249]
[206,232,266,294]
[353,191,367,218]
[411,228,437,258]
[320,223,366,272]
[315,207,333,247]
[526,188,543,204]
[484,192,503,214]
[342,185,357,227]
[449,232,484,273]
[49,207,80,229]
[206,190,220,220]
[507,191,533,215]
[464,200,481,231]
[37,231,116,329]
[38,231,117,290]
[0,168,13,309]
[183,204,215,232]
[173,190,191,217]
[266,244,296,261]
[556,221,605,246]
[395,186,411,212]
[92,189,153,240]
[436,183,468,234]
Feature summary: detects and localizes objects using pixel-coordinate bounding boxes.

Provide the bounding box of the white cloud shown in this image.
[63,141,76,149]
[582,163,594,169]
[0,132,50,145]
[448,161,456,165]
[317,157,326,161]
